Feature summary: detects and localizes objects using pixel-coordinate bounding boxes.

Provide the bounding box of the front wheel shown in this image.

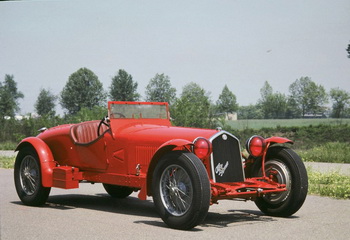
[252,147,308,217]
[14,147,51,206]
[152,151,211,230]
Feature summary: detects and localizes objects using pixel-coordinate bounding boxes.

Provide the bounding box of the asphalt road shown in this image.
[1,169,349,240]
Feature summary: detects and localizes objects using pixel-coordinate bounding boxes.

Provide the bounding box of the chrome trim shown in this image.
[38,127,47,133]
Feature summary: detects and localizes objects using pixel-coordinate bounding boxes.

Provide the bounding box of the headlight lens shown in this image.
[193,137,212,159]
[246,135,266,157]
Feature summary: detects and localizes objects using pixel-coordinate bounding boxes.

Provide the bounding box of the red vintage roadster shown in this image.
[14,101,308,230]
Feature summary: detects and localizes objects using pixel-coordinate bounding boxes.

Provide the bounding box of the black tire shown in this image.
[152,151,211,230]
[102,184,134,198]
[14,147,51,206]
[252,147,308,217]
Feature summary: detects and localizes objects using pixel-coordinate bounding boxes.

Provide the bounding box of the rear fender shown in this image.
[140,139,192,199]
[15,137,56,187]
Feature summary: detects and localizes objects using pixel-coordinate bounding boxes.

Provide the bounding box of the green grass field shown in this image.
[226,118,350,130]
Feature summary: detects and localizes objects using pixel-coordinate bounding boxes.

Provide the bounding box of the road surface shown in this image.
[0,169,349,240]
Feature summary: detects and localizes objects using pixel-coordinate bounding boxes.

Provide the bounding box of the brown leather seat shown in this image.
[70,120,109,144]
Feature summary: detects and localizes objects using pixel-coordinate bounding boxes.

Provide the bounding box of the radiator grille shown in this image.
[210,131,245,183]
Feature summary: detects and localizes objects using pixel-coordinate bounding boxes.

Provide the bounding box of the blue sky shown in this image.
[1,0,350,114]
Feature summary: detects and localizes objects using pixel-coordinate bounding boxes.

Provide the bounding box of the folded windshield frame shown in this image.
[108,102,169,120]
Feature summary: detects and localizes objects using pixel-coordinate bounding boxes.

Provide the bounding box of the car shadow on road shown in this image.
[11,193,157,217]
[11,193,280,230]
[201,209,275,228]
[46,193,160,218]
[134,209,276,231]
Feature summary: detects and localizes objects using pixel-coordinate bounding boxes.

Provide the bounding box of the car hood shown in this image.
[116,123,218,144]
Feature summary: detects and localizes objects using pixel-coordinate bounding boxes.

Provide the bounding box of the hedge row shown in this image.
[225,124,350,150]
[1,117,349,151]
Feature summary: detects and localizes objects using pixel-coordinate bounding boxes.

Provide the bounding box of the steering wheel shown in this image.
[97,116,110,137]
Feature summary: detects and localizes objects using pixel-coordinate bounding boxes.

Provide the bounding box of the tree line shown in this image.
[1,68,350,130]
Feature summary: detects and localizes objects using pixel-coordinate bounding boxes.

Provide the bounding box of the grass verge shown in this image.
[298,142,350,163]
[307,168,350,199]
[0,156,15,169]
[0,141,17,150]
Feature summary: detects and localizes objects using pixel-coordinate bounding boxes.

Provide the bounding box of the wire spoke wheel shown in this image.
[160,165,193,216]
[14,147,51,206]
[19,155,40,196]
[152,151,210,230]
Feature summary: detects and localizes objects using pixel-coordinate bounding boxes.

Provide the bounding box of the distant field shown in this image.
[226,118,350,130]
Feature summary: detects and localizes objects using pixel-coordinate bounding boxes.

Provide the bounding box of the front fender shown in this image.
[16,137,56,187]
[141,139,192,199]
[265,136,293,145]
[244,136,294,178]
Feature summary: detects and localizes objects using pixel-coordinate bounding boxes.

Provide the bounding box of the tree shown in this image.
[264,93,288,119]
[60,68,106,115]
[258,81,288,119]
[288,77,328,117]
[347,42,350,58]
[109,69,140,101]
[216,85,238,114]
[307,83,328,115]
[68,106,107,123]
[0,74,24,118]
[260,81,273,103]
[145,73,176,104]
[330,88,350,118]
[171,82,211,128]
[238,104,263,119]
[35,88,57,117]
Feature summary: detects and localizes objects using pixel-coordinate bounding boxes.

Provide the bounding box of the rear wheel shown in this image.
[252,147,308,217]
[102,184,134,198]
[14,147,51,206]
[152,151,211,230]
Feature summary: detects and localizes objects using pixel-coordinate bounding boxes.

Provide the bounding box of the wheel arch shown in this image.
[15,137,56,187]
[145,139,193,197]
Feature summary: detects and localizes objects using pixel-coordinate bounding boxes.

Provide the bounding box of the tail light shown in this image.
[246,135,266,157]
[193,137,212,159]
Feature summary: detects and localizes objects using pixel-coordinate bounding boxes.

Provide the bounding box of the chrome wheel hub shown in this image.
[261,160,291,204]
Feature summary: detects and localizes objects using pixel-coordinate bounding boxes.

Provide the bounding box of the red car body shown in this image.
[14,101,308,230]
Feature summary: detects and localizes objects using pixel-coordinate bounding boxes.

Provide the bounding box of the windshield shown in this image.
[109,102,169,119]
